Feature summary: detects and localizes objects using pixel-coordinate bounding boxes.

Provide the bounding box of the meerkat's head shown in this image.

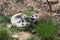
[30,13,39,22]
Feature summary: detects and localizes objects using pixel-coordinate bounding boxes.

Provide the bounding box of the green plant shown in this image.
[23,8,35,17]
[16,0,24,3]
[27,36,36,40]
[10,26,29,33]
[0,28,12,40]
[31,20,56,40]
[0,15,10,23]
[0,6,4,12]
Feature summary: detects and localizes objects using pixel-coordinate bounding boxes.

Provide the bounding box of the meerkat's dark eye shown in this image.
[32,16,33,17]
[22,20,24,22]
[22,24,24,25]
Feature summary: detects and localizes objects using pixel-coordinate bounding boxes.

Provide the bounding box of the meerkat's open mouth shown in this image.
[30,18,35,21]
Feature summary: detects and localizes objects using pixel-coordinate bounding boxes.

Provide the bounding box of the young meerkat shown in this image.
[30,12,53,22]
[11,13,30,27]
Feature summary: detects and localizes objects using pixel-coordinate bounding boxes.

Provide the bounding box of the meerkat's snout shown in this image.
[30,18,35,20]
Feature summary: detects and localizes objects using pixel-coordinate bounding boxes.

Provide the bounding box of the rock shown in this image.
[0,2,4,6]
[42,0,47,3]
[48,0,58,4]
[51,3,60,11]
[12,32,32,40]
[6,24,12,30]
[42,0,58,4]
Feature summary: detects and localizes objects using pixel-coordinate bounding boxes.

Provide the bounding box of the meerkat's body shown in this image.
[30,12,52,22]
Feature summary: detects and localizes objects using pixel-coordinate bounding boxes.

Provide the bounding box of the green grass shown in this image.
[0,6,4,12]
[0,15,10,29]
[27,36,36,40]
[23,8,35,17]
[16,0,24,3]
[10,26,29,33]
[0,15,10,23]
[0,28,12,40]
[30,19,56,39]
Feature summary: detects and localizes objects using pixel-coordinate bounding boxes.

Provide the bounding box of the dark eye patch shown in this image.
[22,21,24,22]
[22,24,24,25]
[22,20,25,22]
[32,16,34,17]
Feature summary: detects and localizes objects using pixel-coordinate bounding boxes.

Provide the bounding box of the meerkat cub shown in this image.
[11,13,30,27]
[30,12,53,22]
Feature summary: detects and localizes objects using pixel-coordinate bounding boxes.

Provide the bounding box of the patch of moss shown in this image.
[16,0,24,3]
[23,9,35,16]
[0,29,12,40]
[0,6,4,12]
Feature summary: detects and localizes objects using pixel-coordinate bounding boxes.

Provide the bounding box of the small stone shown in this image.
[42,0,58,4]
[51,3,60,11]
[6,24,12,30]
[12,34,18,38]
[12,32,32,40]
